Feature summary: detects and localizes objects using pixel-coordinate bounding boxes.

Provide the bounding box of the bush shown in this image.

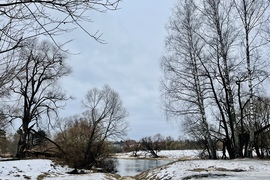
[54,118,119,173]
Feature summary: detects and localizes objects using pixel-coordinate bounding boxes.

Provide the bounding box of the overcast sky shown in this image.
[59,0,181,140]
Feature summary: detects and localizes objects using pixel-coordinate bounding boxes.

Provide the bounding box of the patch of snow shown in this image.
[156,150,201,159]
[0,159,69,179]
[0,159,117,180]
[115,149,201,159]
[140,159,270,179]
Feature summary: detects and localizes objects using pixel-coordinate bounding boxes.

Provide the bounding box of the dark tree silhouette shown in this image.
[7,39,71,158]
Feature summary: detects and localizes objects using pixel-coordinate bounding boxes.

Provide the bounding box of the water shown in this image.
[116,158,173,177]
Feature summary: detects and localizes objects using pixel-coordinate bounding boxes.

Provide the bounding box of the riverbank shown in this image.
[0,150,199,179]
[1,150,270,179]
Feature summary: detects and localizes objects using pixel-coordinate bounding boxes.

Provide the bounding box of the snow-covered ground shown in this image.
[0,159,68,179]
[0,159,116,180]
[136,158,270,180]
[1,150,270,179]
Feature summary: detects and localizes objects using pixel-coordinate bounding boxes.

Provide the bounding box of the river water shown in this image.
[116,159,173,176]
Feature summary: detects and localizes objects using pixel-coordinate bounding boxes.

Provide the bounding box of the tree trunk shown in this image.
[201,118,217,159]
[149,149,159,158]
[16,129,28,159]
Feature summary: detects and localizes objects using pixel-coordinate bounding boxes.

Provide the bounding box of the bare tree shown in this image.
[233,0,270,156]
[0,0,121,100]
[54,85,128,170]
[0,0,121,50]
[162,0,270,159]
[249,97,270,158]
[161,0,217,159]
[140,134,170,158]
[200,0,242,158]
[81,84,128,169]
[6,39,71,158]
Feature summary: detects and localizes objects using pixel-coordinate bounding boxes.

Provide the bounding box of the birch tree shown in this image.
[163,0,270,159]
[161,0,217,159]
[233,0,270,156]
[200,0,242,158]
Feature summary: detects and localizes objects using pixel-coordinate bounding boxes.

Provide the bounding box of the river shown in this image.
[116,158,173,176]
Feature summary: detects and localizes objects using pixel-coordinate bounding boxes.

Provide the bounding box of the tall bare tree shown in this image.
[200,0,242,158]
[162,0,270,159]
[161,0,217,159]
[7,39,71,158]
[233,0,270,156]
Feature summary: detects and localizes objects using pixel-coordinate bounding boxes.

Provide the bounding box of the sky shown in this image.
[58,0,181,140]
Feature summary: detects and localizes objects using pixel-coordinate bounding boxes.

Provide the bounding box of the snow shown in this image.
[115,150,201,160]
[0,159,114,180]
[153,150,201,159]
[1,150,270,179]
[0,159,68,180]
[138,159,270,180]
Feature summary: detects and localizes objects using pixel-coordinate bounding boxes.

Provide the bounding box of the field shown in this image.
[1,150,270,179]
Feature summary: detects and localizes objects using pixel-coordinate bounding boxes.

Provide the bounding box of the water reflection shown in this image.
[117,159,173,176]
